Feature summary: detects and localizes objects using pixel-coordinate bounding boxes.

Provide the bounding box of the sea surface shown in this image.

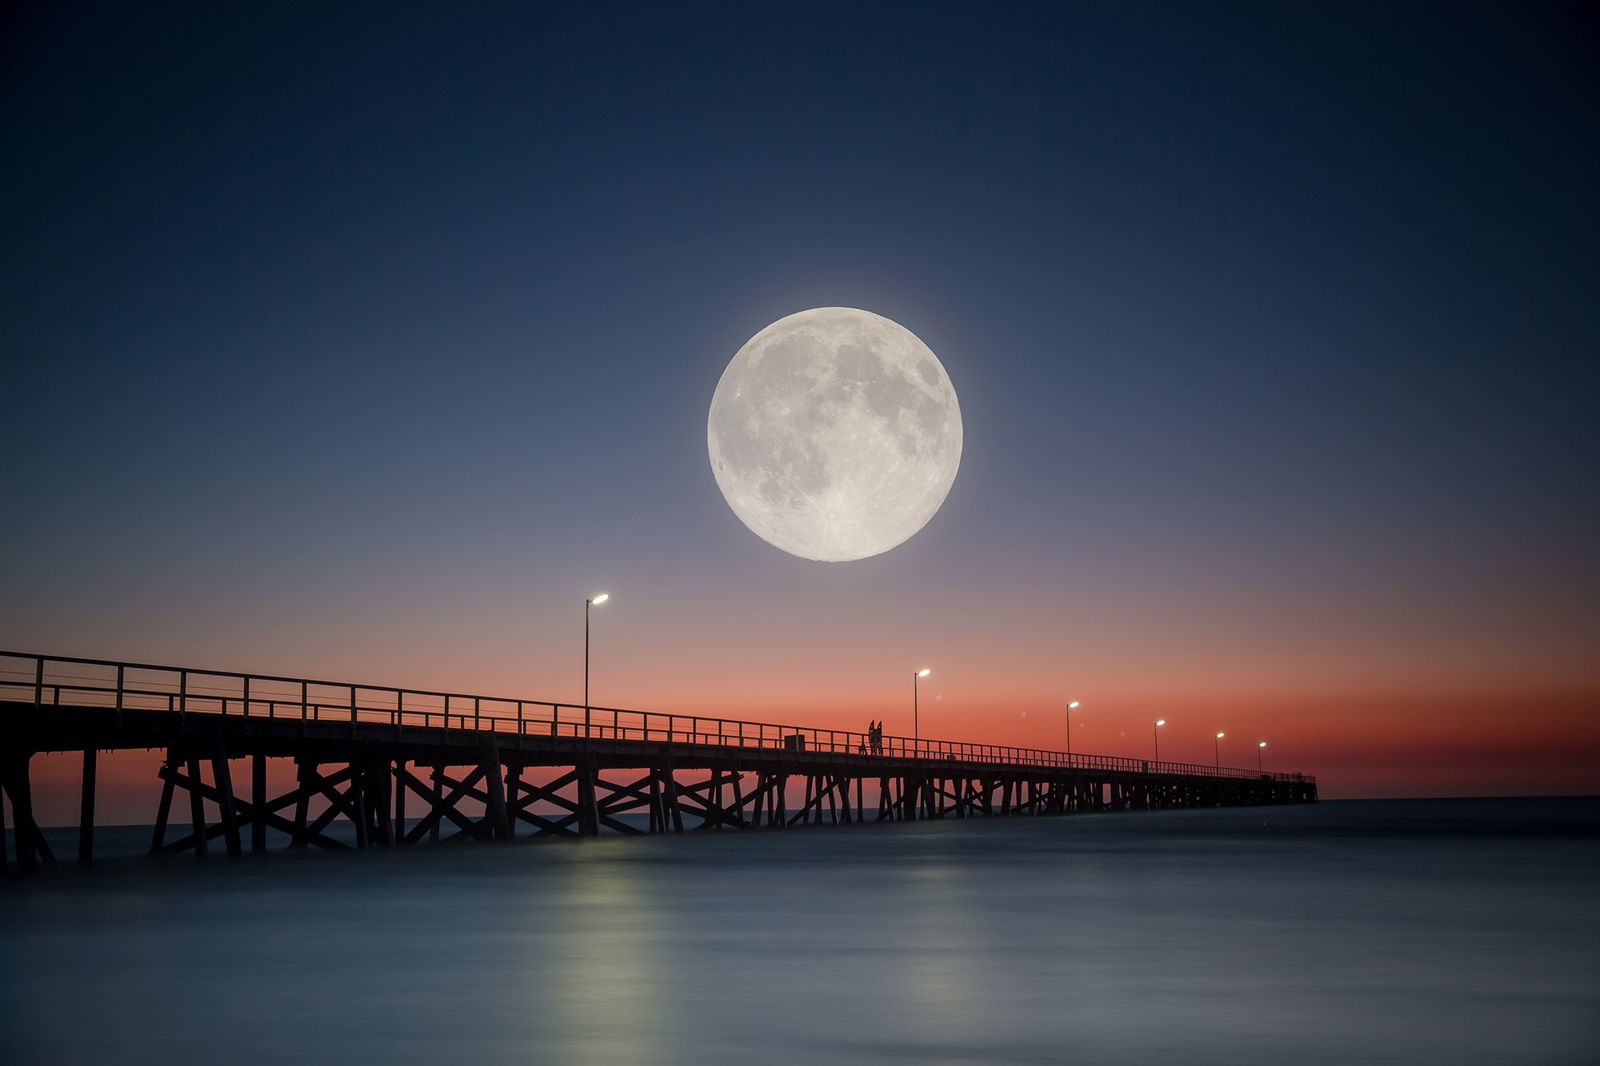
[2,798,1596,1065]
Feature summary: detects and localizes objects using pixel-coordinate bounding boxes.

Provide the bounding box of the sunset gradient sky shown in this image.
[3,2,1597,818]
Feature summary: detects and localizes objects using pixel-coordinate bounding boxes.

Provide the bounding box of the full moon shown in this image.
[707,307,963,562]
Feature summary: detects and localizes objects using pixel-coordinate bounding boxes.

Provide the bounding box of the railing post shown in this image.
[242,676,250,718]
[474,697,481,732]
[179,670,188,720]
[33,657,44,706]
[115,664,124,711]
[517,701,524,734]
[349,686,357,734]
[300,681,308,721]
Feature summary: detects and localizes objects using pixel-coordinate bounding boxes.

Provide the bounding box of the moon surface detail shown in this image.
[707,307,963,562]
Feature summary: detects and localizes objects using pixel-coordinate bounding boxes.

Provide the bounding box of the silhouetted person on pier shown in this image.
[868,721,882,755]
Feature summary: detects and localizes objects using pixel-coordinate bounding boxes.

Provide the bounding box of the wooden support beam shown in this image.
[3,750,53,870]
[151,749,178,854]
[185,756,208,858]
[667,766,684,832]
[576,763,600,836]
[351,762,370,850]
[429,764,443,844]
[252,753,267,854]
[483,754,511,843]
[395,759,408,841]
[503,764,520,841]
[78,747,96,864]
[156,764,350,853]
[398,766,492,844]
[213,743,242,858]
[292,758,313,849]
[730,771,746,828]
[372,761,394,845]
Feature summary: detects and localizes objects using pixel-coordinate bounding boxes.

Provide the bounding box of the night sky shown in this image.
[4,1,1597,810]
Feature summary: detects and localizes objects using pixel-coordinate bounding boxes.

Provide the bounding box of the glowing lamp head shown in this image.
[588,593,609,606]
[1155,719,1166,727]
[916,668,931,678]
[1216,732,1225,739]
[1068,700,1080,709]
[1259,741,1268,748]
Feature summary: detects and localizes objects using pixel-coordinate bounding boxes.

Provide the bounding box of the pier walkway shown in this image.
[0,651,1317,869]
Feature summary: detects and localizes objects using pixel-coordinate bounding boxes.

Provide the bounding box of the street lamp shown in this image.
[584,592,609,732]
[1066,700,1080,761]
[1258,741,1267,773]
[913,668,930,740]
[1214,731,1225,769]
[1153,719,1166,763]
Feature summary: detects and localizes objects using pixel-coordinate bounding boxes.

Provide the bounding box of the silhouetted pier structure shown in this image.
[0,652,1317,870]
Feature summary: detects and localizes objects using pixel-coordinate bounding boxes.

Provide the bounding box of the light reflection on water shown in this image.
[1,798,1596,1065]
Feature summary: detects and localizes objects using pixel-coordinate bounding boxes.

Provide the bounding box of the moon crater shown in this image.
[707,307,963,562]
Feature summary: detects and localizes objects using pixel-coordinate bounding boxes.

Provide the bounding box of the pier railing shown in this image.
[0,652,1312,784]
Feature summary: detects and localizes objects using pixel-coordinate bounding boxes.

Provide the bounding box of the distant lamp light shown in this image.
[583,592,611,730]
[912,668,932,740]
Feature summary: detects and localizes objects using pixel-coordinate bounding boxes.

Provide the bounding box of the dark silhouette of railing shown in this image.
[0,651,1312,784]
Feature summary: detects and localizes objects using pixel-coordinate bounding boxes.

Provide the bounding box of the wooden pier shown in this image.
[0,652,1317,870]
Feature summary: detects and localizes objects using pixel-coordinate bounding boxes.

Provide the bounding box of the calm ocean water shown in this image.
[2,798,1596,1065]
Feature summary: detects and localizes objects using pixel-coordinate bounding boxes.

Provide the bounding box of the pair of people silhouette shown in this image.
[865,720,883,755]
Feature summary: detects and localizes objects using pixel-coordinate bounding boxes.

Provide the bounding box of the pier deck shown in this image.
[0,652,1316,870]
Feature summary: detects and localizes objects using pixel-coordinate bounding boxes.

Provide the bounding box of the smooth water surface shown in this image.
[2,798,1596,1065]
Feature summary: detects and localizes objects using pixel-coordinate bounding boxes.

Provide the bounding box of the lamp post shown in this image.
[913,668,930,741]
[1153,719,1166,763]
[584,592,609,733]
[1258,741,1267,774]
[1066,700,1080,763]
[1214,731,1225,769]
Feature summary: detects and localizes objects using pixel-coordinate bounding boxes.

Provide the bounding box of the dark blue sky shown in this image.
[3,2,1597,782]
